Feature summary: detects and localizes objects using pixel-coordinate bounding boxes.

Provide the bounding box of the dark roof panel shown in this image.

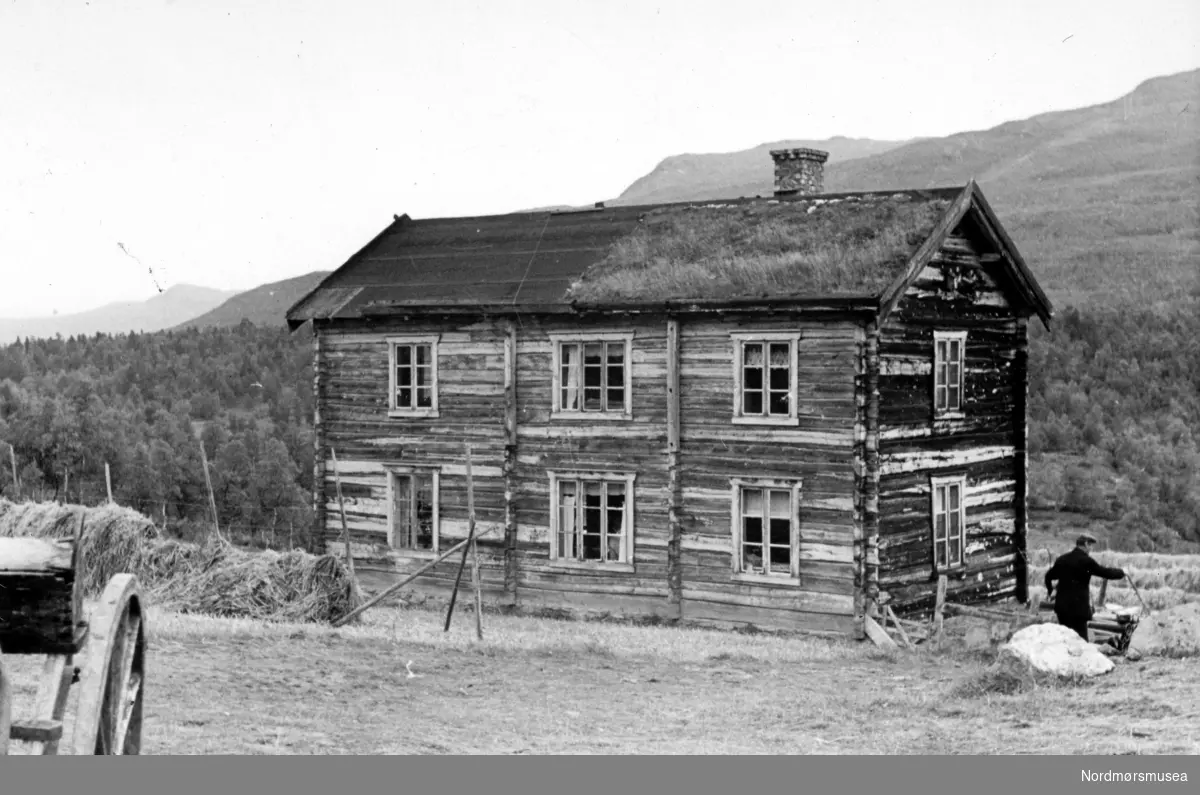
[289,186,1047,323]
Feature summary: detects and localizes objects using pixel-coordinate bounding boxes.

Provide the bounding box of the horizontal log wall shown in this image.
[316,319,510,598]
[676,316,861,635]
[512,316,674,619]
[314,311,866,634]
[877,225,1027,613]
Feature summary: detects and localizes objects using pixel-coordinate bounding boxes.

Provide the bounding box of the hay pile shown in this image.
[0,499,359,624]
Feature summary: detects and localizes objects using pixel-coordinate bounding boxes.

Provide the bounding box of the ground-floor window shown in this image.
[732,479,801,579]
[388,467,439,552]
[931,475,967,570]
[549,472,636,564]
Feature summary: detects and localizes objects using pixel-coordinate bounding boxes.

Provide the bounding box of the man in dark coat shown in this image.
[1044,533,1126,640]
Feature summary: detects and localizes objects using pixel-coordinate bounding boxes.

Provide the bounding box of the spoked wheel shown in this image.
[70,574,146,755]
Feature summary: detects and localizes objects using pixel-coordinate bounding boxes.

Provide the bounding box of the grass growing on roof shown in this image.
[567,195,951,303]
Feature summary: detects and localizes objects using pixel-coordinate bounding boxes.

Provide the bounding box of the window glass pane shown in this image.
[743,516,763,545]
[936,545,947,569]
[742,488,763,517]
[584,343,603,366]
[948,363,960,386]
[416,388,432,408]
[768,391,789,415]
[743,367,763,390]
[936,363,947,386]
[606,388,624,410]
[397,345,412,366]
[607,534,621,562]
[769,544,791,569]
[743,343,763,367]
[948,536,961,565]
[769,343,789,367]
[935,387,946,410]
[743,391,763,414]
[936,340,946,362]
[933,487,944,514]
[949,509,960,537]
[397,388,412,408]
[742,544,763,571]
[949,340,960,361]
[415,366,431,387]
[397,367,412,387]
[415,474,434,549]
[769,517,791,546]
[769,490,790,519]
[606,343,624,364]
[948,386,960,410]
[583,387,603,410]
[949,484,960,510]
[607,365,624,388]
[416,344,430,366]
[934,513,946,542]
[393,474,412,548]
[769,367,789,390]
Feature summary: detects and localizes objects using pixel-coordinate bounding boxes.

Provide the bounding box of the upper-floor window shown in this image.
[387,465,440,554]
[931,475,966,571]
[933,331,966,416]
[549,471,636,567]
[388,336,439,418]
[731,478,801,581]
[731,333,800,425]
[550,333,633,420]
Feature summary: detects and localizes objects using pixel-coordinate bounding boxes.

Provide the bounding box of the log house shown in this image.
[286,148,1053,638]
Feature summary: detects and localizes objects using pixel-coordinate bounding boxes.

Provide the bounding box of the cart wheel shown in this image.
[0,652,11,756]
[70,574,146,755]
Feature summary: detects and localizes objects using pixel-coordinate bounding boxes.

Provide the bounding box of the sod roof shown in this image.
[286,183,1051,324]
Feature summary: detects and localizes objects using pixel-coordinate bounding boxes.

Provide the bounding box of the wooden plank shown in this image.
[933,574,947,643]
[666,316,682,617]
[467,446,484,641]
[885,606,913,650]
[503,318,519,606]
[26,654,73,755]
[863,614,898,650]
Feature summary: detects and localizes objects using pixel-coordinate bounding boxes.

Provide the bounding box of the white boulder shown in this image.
[999,622,1114,678]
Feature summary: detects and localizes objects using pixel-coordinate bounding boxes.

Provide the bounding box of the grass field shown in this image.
[6,601,1199,755]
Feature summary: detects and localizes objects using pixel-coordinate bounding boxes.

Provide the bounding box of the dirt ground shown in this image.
[5,605,1198,755]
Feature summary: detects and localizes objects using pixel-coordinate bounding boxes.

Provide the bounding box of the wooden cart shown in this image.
[0,535,147,755]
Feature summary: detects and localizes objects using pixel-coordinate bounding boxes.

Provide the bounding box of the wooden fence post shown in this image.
[105,462,113,504]
[330,448,363,609]
[8,444,19,499]
[198,439,223,544]
[932,574,947,644]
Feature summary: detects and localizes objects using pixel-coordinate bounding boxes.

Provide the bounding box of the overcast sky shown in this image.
[2,0,1197,318]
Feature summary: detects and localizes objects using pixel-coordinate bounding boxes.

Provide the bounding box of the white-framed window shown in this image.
[731,333,801,424]
[731,478,802,581]
[933,330,966,416]
[388,335,439,417]
[386,466,440,553]
[549,332,634,419]
[548,471,636,566]
[930,475,966,571]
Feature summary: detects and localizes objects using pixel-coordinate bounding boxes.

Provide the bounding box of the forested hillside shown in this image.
[0,323,317,549]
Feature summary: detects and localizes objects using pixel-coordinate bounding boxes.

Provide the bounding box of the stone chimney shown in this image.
[769,147,829,196]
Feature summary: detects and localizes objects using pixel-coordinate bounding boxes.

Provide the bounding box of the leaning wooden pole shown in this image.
[331,528,499,627]
[443,524,474,632]
[330,448,363,609]
[198,439,223,545]
[466,445,483,641]
[105,462,113,504]
[8,444,19,499]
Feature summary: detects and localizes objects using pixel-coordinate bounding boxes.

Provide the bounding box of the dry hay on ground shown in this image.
[0,497,159,596]
[0,498,359,624]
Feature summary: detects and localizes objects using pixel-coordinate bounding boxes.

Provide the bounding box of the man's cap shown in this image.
[1076,533,1099,545]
